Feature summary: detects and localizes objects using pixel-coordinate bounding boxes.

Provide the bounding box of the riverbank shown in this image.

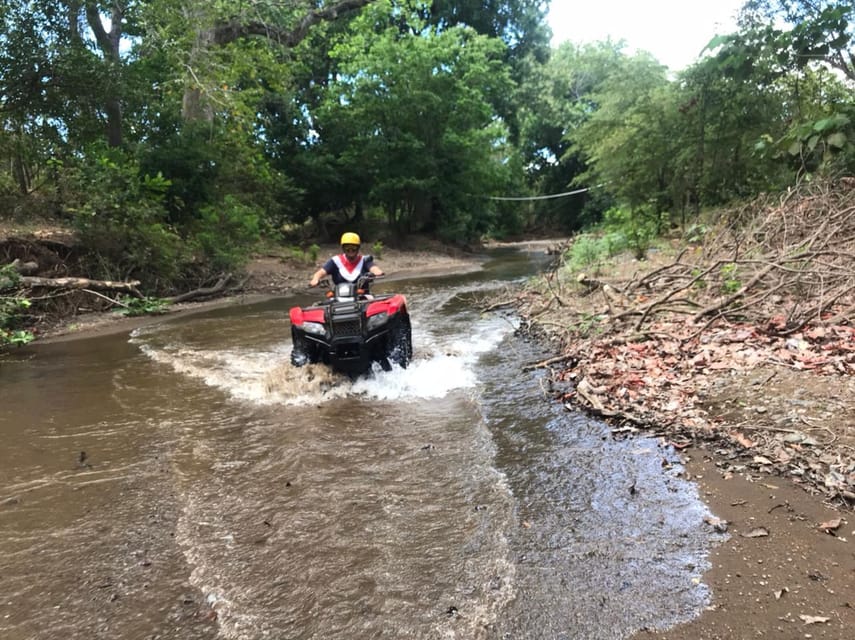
[24,240,486,343]
[509,182,854,638]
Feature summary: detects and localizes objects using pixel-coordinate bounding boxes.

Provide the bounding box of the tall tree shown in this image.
[567,52,673,212]
[740,0,855,81]
[159,0,378,123]
[318,6,515,240]
[514,40,629,230]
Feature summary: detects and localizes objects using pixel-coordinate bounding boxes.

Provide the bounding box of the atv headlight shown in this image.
[302,321,326,336]
[366,312,388,331]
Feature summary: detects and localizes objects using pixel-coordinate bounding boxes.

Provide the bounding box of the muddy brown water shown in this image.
[1,248,726,639]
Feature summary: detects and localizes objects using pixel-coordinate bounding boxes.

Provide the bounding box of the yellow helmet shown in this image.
[340,232,361,246]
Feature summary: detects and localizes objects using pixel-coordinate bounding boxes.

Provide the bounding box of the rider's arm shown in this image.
[365,255,383,277]
[310,257,338,286]
[309,267,328,287]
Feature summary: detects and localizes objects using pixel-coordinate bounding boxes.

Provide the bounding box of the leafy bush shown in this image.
[65,148,189,290]
[565,234,606,271]
[114,295,169,317]
[0,297,34,347]
[0,266,34,347]
[193,196,261,272]
[602,206,662,260]
[563,230,628,274]
[684,223,708,244]
[372,240,384,259]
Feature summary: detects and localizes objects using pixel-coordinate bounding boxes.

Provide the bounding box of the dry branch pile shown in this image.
[623,178,855,333]
[516,179,855,508]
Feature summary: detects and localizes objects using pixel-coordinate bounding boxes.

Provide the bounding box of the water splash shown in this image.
[131,313,516,406]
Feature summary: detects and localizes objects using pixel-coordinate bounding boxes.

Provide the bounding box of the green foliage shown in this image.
[740,1,855,82]
[602,206,661,260]
[562,229,628,274]
[423,0,551,60]
[720,263,742,294]
[756,109,855,176]
[321,9,516,242]
[372,240,384,259]
[0,295,32,346]
[0,264,20,291]
[684,223,709,244]
[0,266,33,348]
[515,40,628,231]
[4,0,855,288]
[285,244,321,263]
[65,148,188,290]
[114,296,169,317]
[193,196,261,272]
[0,327,35,348]
[564,235,606,271]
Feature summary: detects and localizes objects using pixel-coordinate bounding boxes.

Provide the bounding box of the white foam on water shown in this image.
[131,314,516,406]
[349,316,515,400]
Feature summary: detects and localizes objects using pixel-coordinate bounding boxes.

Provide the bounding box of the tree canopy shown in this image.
[1,0,854,295]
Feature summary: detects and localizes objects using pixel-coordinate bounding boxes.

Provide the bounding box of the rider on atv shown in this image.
[309,232,384,291]
[291,231,410,376]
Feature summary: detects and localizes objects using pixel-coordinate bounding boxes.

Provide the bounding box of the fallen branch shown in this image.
[6,259,39,275]
[523,353,576,371]
[16,275,142,295]
[165,273,233,304]
[81,288,131,309]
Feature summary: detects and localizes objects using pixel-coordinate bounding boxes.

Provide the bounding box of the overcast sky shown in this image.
[546,1,745,71]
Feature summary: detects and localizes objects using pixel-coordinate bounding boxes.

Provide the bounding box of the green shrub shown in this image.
[114,295,169,317]
[602,206,662,260]
[720,263,741,293]
[372,240,384,259]
[0,266,33,347]
[565,234,606,271]
[193,196,261,272]
[65,148,187,291]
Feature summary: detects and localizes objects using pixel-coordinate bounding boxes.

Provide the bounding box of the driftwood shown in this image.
[10,275,142,294]
[8,258,39,275]
[164,273,235,304]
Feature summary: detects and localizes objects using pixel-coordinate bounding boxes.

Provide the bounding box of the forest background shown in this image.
[1,0,854,346]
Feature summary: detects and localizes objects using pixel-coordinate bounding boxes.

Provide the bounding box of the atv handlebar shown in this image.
[308,278,331,289]
[307,273,384,289]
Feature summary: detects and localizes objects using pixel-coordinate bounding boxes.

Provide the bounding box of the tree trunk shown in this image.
[85,2,125,148]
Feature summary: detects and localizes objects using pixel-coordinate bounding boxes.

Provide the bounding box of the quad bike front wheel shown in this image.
[387,316,413,368]
[291,328,320,367]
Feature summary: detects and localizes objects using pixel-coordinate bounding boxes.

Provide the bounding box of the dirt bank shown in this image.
[22,241,486,342]
[511,181,854,639]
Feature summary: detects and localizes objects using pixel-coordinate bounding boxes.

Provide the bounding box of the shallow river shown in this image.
[1,247,722,640]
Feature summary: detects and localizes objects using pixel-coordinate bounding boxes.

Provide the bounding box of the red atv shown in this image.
[289,275,413,377]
